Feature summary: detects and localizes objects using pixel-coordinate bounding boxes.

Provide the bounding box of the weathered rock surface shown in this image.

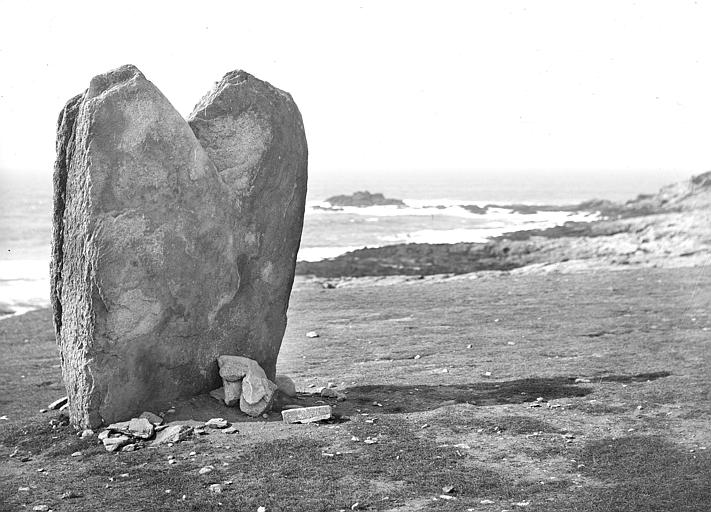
[275,375,297,397]
[52,65,307,428]
[152,424,194,445]
[223,381,242,406]
[217,355,277,416]
[217,355,252,382]
[281,405,332,424]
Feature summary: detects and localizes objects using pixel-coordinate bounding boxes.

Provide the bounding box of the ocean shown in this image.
[0,168,694,317]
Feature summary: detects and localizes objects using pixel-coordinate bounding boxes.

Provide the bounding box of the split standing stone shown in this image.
[51,65,307,428]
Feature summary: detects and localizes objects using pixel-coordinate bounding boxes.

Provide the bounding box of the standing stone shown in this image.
[51,65,307,428]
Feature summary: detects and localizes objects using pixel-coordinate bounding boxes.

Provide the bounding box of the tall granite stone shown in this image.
[51,65,307,428]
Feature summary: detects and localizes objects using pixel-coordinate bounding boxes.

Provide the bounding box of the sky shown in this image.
[0,1,710,179]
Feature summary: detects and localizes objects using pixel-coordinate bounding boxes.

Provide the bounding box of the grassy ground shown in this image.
[1,266,710,511]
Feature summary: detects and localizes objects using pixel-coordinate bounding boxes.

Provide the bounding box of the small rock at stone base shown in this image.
[320,387,339,398]
[121,444,137,452]
[281,405,332,424]
[152,425,193,446]
[217,355,253,382]
[102,435,131,452]
[222,426,239,434]
[306,331,319,338]
[98,430,111,441]
[223,380,242,407]
[209,387,226,403]
[128,417,155,439]
[240,389,276,417]
[106,420,132,434]
[205,418,229,429]
[208,483,223,493]
[80,429,94,439]
[139,411,164,425]
[32,506,49,512]
[275,375,296,397]
[242,364,277,405]
[48,396,68,410]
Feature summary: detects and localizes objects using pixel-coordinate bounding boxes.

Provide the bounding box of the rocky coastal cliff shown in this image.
[297,171,711,278]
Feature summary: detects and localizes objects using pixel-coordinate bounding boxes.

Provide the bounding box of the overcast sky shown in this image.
[1,1,709,178]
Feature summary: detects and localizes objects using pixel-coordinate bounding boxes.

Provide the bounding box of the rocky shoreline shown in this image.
[296,172,711,278]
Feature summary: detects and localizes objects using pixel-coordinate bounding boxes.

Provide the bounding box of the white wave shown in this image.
[0,259,51,318]
[381,228,494,245]
[308,203,485,218]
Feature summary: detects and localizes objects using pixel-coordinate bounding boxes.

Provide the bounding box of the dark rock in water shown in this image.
[326,191,405,207]
[51,65,307,428]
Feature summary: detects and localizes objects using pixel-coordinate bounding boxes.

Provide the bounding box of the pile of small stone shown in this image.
[97,412,238,452]
[209,355,297,417]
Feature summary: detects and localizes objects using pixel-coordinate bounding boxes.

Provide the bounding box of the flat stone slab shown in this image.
[281,405,332,424]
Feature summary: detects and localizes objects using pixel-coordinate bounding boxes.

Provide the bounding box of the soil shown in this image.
[1,265,710,511]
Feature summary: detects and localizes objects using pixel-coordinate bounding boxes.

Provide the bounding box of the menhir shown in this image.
[51,65,307,428]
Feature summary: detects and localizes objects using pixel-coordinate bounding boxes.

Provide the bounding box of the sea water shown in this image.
[0,168,693,316]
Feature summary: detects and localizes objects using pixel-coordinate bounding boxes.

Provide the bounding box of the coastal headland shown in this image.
[297,171,711,279]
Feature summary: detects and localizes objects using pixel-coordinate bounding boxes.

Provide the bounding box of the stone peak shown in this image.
[87,64,145,100]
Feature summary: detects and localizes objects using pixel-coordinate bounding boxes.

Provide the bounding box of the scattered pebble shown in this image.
[61,490,81,499]
[466,344,473,349]
[199,465,215,475]
[258,507,266,512]
[222,426,239,434]
[70,451,82,457]
[18,487,30,492]
[205,418,229,429]
[439,495,456,500]
[80,429,94,439]
[32,506,49,512]
[208,483,223,494]
[363,437,378,444]
[480,499,495,504]
[306,331,319,338]
[413,354,421,360]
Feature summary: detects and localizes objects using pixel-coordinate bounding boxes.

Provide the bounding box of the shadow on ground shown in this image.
[166,372,673,422]
[339,372,671,415]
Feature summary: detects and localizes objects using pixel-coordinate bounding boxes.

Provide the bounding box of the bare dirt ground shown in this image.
[1,264,710,511]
